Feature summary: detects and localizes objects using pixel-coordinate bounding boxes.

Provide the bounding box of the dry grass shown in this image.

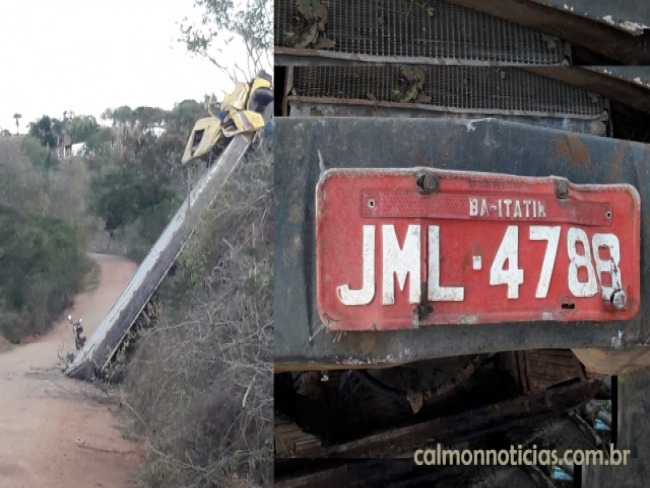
[122,143,273,488]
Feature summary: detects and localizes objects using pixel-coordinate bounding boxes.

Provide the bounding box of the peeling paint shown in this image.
[459,315,478,324]
[631,77,650,89]
[619,21,649,33]
[611,330,624,349]
[602,15,649,34]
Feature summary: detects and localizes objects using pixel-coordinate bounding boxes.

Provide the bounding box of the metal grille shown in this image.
[275,0,566,65]
[290,66,604,117]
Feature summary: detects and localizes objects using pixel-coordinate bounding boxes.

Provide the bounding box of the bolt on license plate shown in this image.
[316,168,641,331]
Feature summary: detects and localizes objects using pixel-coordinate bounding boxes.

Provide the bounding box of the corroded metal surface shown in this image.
[518,350,586,392]
[274,117,650,371]
[66,136,251,379]
[587,67,650,88]
[530,0,650,35]
[275,377,600,458]
[288,66,603,117]
[525,66,650,114]
[288,101,607,136]
[275,0,567,66]
[448,0,650,64]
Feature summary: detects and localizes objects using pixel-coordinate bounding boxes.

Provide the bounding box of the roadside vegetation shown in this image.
[0,100,205,341]
[113,0,275,481]
[122,147,273,487]
[0,136,91,342]
[2,103,273,485]
[87,101,205,260]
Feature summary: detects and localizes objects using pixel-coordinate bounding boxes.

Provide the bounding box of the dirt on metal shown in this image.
[553,132,592,169]
[0,253,142,488]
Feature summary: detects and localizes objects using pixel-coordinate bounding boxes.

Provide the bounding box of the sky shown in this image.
[0,0,243,133]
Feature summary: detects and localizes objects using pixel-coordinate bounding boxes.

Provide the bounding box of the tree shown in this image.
[21,136,56,172]
[165,99,205,135]
[107,105,135,129]
[68,115,99,143]
[179,0,272,81]
[28,115,61,148]
[133,106,165,130]
[13,113,21,135]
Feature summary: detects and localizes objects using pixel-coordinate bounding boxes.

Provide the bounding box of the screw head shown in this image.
[417,173,439,194]
[611,289,627,310]
[555,180,569,199]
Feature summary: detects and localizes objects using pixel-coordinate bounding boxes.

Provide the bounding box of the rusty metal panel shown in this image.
[66,136,251,379]
[274,117,650,371]
[289,102,608,136]
[316,168,640,331]
[586,67,650,89]
[518,350,586,392]
[525,66,650,115]
[289,66,604,118]
[275,0,567,65]
[447,0,649,65]
[529,0,650,35]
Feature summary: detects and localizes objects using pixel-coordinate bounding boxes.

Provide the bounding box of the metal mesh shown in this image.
[290,66,604,117]
[275,0,566,65]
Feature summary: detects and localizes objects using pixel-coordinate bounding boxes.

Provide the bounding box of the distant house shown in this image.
[144,126,166,138]
[71,142,86,157]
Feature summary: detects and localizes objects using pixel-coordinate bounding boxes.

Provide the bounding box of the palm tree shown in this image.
[13,113,21,135]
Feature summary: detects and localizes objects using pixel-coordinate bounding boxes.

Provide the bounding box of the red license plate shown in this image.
[316,168,641,331]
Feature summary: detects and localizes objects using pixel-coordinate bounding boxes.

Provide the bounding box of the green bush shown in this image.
[0,205,90,339]
[0,136,92,341]
[22,134,57,171]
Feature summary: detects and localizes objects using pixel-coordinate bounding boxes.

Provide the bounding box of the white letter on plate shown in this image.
[592,233,622,301]
[529,226,560,298]
[428,226,464,301]
[337,225,376,305]
[489,225,524,299]
[469,198,478,216]
[567,227,597,297]
[382,224,421,305]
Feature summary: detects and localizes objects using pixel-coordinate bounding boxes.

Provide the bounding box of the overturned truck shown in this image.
[66,74,273,380]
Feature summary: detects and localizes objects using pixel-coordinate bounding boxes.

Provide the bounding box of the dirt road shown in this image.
[0,254,142,488]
